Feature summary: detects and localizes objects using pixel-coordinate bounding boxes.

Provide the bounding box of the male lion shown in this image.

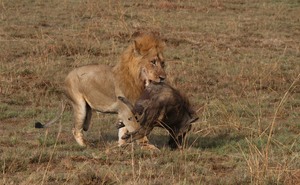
[36,32,166,148]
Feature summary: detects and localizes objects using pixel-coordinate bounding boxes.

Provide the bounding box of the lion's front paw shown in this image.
[121,130,140,141]
[121,133,130,140]
[115,120,125,129]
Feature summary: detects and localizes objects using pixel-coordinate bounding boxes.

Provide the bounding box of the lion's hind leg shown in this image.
[71,99,89,147]
[83,103,92,131]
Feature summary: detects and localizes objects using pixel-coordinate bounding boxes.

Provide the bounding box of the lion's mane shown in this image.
[113,33,165,102]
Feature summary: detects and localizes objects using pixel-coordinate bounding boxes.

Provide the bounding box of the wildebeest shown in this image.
[118,82,198,149]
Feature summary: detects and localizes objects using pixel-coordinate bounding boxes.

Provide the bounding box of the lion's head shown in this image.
[114,32,167,102]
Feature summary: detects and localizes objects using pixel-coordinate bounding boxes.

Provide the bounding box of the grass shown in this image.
[1,0,300,184]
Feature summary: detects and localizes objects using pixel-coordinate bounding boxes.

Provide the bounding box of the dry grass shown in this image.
[1,0,299,184]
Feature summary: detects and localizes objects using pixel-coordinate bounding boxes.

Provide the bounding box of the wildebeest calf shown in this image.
[118,82,198,149]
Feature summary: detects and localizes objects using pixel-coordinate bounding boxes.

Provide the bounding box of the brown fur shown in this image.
[119,82,198,149]
[61,32,167,147]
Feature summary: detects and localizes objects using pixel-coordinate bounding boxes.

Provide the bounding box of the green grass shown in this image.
[1,0,299,184]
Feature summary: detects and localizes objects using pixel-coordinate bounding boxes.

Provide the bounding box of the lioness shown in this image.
[118,82,198,149]
[36,32,166,148]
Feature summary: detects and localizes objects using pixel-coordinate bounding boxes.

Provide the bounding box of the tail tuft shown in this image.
[35,122,44,128]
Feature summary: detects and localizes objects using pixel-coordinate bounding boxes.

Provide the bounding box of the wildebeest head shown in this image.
[118,82,198,149]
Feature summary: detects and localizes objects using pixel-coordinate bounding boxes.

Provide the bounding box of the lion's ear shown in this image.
[134,37,163,56]
[132,31,165,56]
[134,40,143,56]
[158,40,166,51]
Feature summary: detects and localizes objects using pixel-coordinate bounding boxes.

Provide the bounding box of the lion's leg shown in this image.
[118,127,128,146]
[118,126,156,150]
[71,100,88,147]
[117,105,159,151]
[118,117,159,151]
[117,108,139,146]
[83,103,92,131]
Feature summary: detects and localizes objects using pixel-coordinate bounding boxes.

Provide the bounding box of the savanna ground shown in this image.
[0,0,299,184]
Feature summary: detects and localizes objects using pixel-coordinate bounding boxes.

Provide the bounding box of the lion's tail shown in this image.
[35,101,66,129]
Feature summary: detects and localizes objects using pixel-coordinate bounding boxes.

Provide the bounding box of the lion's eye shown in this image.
[161,61,165,68]
[151,60,157,66]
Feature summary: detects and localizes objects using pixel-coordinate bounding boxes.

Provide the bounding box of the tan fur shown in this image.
[64,32,166,147]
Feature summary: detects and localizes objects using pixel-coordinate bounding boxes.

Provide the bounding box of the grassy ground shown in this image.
[1,0,299,184]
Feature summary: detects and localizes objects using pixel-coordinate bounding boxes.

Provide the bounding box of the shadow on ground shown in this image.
[149,132,245,150]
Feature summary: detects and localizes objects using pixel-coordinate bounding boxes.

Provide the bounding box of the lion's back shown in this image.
[64,64,118,110]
